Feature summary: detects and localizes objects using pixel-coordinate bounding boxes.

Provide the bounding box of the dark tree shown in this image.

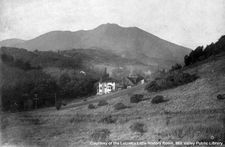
[1,53,14,63]
[170,63,182,71]
[184,55,190,66]
[184,35,225,67]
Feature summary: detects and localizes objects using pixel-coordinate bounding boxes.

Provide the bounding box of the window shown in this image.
[108,85,113,90]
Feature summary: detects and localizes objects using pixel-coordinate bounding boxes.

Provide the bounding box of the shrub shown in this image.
[130,122,147,134]
[90,128,111,142]
[114,102,127,110]
[97,100,108,106]
[62,100,67,106]
[145,71,198,92]
[170,63,182,71]
[55,101,62,110]
[130,94,143,103]
[217,94,225,100]
[151,95,165,104]
[88,103,96,109]
[144,80,160,92]
[99,115,116,124]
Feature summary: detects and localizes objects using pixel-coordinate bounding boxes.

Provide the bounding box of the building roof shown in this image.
[100,77,117,83]
[125,75,144,85]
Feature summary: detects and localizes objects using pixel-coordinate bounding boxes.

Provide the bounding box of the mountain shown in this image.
[0,38,25,47]
[1,23,191,68]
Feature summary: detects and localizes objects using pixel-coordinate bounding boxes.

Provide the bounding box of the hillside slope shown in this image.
[1,53,225,146]
[0,47,153,77]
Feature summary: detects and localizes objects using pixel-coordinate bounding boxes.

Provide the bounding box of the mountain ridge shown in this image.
[0,38,25,47]
[0,23,191,67]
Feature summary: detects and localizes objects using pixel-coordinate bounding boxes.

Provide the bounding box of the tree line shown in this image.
[1,53,98,112]
[1,53,41,70]
[184,35,225,66]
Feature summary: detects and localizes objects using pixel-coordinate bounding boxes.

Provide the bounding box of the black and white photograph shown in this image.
[0,0,225,146]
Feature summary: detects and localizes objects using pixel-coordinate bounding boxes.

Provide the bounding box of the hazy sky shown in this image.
[0,0,225,49]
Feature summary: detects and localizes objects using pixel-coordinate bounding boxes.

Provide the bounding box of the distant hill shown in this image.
[0,47,83,70]
[1,23,191,68]
[0,39,25,47]
[0,47,152,77]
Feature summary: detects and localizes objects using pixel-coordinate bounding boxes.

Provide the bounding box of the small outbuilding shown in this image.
[123,75,145,88]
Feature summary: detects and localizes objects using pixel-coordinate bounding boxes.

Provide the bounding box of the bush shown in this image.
[145,71,198,92]
[151,95,166,104]
[145,80,160,92]
[170,63,182,71]
[62,100,67,106]
[130,94,143,103]
[90,128,111,142]
[55,101,61,110]
[97,100,108,106]
[130,122,147,134]
[99,115,116,124]
[88,103,96,109]
[217,94,225,100]
[114,102,127,110]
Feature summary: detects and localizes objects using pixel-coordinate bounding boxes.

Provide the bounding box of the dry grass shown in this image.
[130,122,147,134]
[90,128,111,142]
[163,124,225,143]
[97,100,108,106]
[98,115,117,124]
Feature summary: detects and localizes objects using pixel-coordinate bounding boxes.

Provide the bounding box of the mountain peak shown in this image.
[95,23,122,30]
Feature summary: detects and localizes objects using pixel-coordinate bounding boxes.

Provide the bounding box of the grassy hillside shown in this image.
[1,51,224,146]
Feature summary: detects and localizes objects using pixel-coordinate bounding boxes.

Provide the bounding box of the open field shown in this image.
[1,54,225,147]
